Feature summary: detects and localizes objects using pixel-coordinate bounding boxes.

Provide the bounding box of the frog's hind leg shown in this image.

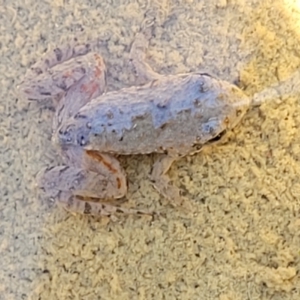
[37,149,155,217]
[51,52,107,131]
[19,42,107,131]
[18,41,106,107]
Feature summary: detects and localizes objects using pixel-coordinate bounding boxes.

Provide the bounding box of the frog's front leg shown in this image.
[151,154,178,199]
[38,149,155,216]
[130,16,163,84]
[151,153,185,207]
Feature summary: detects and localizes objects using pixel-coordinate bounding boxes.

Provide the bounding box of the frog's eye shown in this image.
[236,109,242,117]
[209,130,226,143]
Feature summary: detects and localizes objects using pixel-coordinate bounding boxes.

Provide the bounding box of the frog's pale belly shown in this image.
[57,73,250,155]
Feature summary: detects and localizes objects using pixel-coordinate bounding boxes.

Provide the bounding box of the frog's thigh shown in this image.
[81,150,128,199]
[151,154,184,207]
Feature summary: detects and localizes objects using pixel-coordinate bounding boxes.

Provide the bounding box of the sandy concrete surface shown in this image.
[1,0,300,299]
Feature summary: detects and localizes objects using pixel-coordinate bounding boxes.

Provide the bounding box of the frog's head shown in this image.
[212,80,251,133]
[198,73,251,133]
[199,82,251,145]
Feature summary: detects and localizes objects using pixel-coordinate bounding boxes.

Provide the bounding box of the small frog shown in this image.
[18,20,251,216]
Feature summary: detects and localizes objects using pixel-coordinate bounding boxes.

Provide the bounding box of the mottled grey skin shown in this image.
[19,20,250,216]
[56,73,250,156]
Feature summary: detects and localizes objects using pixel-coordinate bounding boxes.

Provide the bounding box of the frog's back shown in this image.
[57,73,250,155]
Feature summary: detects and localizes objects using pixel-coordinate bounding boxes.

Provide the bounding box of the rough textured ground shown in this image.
[1,0,300,299]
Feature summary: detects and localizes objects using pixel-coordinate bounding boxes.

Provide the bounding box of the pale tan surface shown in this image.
[1,0,300,299]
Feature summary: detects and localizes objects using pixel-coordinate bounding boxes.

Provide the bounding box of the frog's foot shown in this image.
[57,192,157,217]
[129,14,162,84]
[18,40,106,107]
[151,154,192,211]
